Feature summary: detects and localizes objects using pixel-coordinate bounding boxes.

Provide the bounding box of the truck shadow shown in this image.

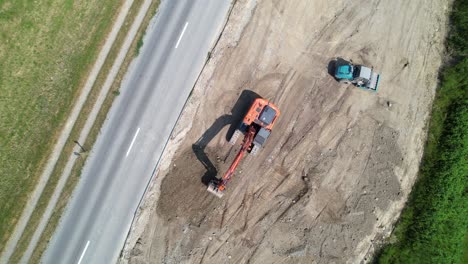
[192,89,261,186]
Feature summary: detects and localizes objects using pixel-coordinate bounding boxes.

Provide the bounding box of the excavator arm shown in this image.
[207,126,256,197]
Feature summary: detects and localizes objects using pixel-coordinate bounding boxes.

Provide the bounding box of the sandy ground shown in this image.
[121,0,449,263]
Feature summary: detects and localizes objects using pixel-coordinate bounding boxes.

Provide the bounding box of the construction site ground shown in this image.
[124,0,449,263]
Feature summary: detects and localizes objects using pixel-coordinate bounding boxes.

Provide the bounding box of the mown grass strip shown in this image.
[376,0,468,263]
[27,1,160,263]
[0,0,122,253]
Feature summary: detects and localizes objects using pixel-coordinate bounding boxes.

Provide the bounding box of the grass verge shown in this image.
[0,0,122,253]
[376,1,468,263]
[23,1,160,263]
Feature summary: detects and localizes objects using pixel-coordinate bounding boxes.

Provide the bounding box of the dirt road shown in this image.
[123,0,449,263]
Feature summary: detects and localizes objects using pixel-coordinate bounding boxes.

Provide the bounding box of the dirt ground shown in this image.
[121,0,449,263]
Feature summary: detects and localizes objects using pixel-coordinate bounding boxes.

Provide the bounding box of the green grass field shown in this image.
[0,0,121,252]
[376,0,468,262]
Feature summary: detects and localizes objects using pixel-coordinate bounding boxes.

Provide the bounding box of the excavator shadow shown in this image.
[192,90,261,186]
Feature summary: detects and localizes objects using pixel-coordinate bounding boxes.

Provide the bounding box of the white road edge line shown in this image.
[175,22,188,49]
[77,240,90,264]
[126,127,141,157]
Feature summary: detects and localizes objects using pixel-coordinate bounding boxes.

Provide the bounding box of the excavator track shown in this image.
[250,144,260,156]
[229,129,242,145]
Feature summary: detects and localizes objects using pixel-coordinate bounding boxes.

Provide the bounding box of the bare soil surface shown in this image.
[123,0,449,263]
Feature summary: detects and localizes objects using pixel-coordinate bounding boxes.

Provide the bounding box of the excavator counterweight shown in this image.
[207,98,280,198]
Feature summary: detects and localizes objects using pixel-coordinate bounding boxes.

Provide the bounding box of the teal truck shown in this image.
[334,59,380,92]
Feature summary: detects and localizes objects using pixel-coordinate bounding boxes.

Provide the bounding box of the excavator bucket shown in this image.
[207,182,224,198]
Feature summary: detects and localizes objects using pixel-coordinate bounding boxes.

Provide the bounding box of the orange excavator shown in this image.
[207,98,281,198]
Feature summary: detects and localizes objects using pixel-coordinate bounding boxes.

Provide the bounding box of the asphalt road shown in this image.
[42,0,232,263]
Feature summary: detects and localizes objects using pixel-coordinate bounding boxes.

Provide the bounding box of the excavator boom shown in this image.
[207,126,256,198]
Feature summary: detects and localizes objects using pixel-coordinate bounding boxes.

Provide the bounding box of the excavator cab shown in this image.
[207,98,280,198]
